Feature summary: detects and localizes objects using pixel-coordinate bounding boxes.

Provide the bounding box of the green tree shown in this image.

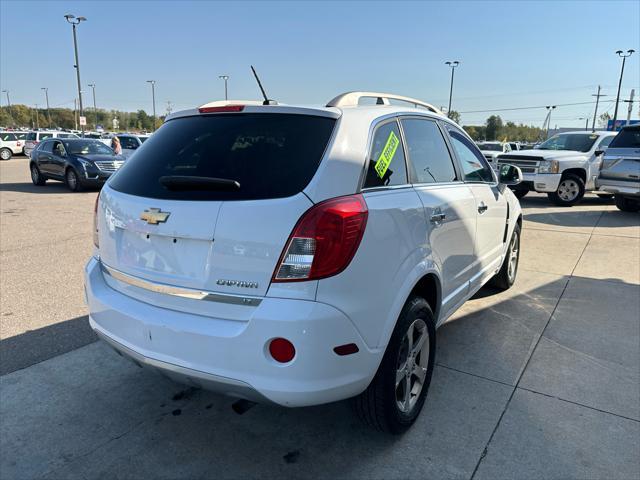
[485,115,504,140]
[447,110,461,124]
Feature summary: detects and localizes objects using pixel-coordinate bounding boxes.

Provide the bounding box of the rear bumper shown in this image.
[596,178,640,197]
[84,257,380,407]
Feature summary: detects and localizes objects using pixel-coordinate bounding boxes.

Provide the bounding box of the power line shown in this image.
[459,100,614,114]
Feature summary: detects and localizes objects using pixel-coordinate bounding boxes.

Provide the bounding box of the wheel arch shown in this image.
[561,168,586,183]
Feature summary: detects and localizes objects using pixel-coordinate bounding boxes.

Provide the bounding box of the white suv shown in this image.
[85,92,523,433]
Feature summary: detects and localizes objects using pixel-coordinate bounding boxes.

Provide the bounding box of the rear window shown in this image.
[609,128,640,148]
[109,113,336,201]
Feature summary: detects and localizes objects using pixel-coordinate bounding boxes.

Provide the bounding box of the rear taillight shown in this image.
[93,194,100,248]
[273,194,368,282]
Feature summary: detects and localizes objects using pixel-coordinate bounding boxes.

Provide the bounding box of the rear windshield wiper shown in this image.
[159,176,241,191]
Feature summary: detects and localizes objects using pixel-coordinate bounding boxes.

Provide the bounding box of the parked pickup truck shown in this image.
[497,131,617,206]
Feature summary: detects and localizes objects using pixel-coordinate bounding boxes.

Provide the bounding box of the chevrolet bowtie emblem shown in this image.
[140,208,170,225]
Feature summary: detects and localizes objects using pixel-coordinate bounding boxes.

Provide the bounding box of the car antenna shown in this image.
[251,65,276,105]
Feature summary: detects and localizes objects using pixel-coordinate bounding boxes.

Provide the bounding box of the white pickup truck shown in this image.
[497,131,617,206]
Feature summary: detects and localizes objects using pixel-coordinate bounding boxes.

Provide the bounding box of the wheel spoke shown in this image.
[414,365,427,384]
[396,362,407,387]
[411,329,427,357]
[403,375,411,410]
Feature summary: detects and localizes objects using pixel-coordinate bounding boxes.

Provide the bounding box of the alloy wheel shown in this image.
[557,180,579,202]
[507,230,519,281]
[395,318,430,413]
[66,170,77,190]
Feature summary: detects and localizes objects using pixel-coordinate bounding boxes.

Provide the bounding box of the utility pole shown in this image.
[35,105,40,130]
[445,61,460,117]
[88,83,98,130]
[64,14,87,135]
[624,89,636,126]
[218,75,229,100]
[166,100,173,116]
[612,49,635,130]
[41,88,52,128]
[74,98,78,130]
[146,80,156,131]
[591,85,606,132]
[2,90,13,124]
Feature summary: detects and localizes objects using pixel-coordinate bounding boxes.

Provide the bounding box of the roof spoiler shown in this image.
[326,91,444,115]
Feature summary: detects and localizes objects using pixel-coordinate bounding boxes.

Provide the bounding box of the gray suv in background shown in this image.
[597,125,640,212]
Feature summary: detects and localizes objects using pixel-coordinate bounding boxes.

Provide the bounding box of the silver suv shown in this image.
[597,125,640,212]
[85,92,523,433]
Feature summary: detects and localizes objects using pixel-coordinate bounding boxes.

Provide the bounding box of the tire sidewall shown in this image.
[66,168,81,192]
[380,297,436,433]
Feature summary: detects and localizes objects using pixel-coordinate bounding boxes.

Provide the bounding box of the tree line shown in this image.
[0,104,162,132]
[461,115,544,142]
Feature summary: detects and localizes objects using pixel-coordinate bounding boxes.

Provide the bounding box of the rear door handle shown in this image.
[478,202,488,214]
[430,212,446,223]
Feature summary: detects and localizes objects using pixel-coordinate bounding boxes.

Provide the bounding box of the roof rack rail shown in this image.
[326,91,444,115]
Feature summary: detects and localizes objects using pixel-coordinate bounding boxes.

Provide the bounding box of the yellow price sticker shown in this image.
[375,130,400,179]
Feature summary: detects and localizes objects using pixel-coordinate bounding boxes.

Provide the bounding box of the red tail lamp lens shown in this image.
[199,105,245,113]
[269,338,295,363]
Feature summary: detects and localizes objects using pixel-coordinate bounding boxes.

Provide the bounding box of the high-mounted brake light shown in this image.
[199,105,245,113]
[273,194,368,282]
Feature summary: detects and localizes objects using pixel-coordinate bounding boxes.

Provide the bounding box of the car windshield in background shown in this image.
[479,144,503,151]
[138,136,149,143]
[109,113,336,201]
[609,127,640,148]
[64,140,115,155]
[537,133,598,152]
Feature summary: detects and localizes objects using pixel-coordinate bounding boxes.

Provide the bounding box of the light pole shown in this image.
[545,105,556,138]
[146,80,157,131]
[2,90,12,124]
[35,105,39,130]
[578,117,589,131]
[612,49,635,131]
[41,87,52,128]
[218,75,229,100]
[88,83,98,130]
[64,14,87,136]
[445,61,459,118]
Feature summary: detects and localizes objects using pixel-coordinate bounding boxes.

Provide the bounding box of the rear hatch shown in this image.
[97,109,337,306]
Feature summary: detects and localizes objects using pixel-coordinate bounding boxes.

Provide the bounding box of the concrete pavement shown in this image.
[1,159,639,479]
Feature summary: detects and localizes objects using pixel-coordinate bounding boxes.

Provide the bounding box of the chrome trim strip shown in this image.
[100,262,262,307]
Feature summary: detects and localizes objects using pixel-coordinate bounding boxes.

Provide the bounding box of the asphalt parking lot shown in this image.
[1,157,639,479]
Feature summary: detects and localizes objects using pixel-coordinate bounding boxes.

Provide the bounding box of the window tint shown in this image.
[64,140,115,155]
[15,133,26,140]
[109,113,336,201]
[598,136,614,149]
[609,128,640,148]
[401,119,456,184]
[40,141,54,153]
[363,121,407,188]
[52,141,65,157]
[1,133,17,141]
[39,133,53,141]
[27,132,36,141]
[118,136,140,149]
[447,128,494,183]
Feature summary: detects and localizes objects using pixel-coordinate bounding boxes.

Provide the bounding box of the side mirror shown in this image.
[594,150,605,157]
[498,164,523,186]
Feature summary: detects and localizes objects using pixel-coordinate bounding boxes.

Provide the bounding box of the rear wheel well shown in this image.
[409,274,440,320]
[561,168,586,183]
[516,214,523,228]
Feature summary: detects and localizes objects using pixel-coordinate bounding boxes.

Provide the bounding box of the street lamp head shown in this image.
[64,13,75,20]
[146,80,155,84]
[219,75,229,80]
[628,49,635,55]
[41,87,47,91]
[616,50,623,55]
[77,16,87,22]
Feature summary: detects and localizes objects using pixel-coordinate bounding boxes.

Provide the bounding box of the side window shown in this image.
[1,133,16,141]
[598,136,614,149]
[52,141,65,156]
[40,141,54,153]
[39,133,53,141]
[447,128,495,183]
[401,118,457,184]
[363,121,408,188]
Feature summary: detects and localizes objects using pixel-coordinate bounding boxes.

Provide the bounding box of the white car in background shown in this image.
[24,131,79,157]
[0,132,25,160]
[85,92,523,434]
[497,131,617,205]
[477,141,512,167]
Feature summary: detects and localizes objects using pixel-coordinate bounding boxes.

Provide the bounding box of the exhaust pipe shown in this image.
[232,399,257,415]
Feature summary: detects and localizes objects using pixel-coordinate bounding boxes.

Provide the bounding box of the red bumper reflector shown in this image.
[269,338,295,363]
[333,343,359,356]
[199,105,245,113]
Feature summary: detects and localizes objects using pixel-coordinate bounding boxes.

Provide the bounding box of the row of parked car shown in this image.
[0,130,150,160]
[473,128,639,211]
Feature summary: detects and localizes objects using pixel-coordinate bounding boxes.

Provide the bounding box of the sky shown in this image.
[1,0,639,128]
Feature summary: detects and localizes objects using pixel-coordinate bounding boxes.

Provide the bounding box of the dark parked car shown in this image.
[597,125,640,212]
[29,138,125,191]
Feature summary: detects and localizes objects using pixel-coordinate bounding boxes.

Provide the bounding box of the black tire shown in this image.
[491,223,521,290]
[352,296,436,434]
[597,193,614,200]
[615,195,640,213]
[513,189,528,200]
[0,148,12,161]
[547,173,585,206]
[30,164,46,186]
[65,168,83,192]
